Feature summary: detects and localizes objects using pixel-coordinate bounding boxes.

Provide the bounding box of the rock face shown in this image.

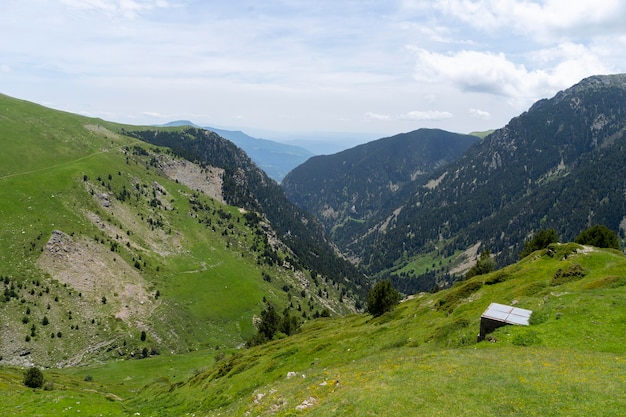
[38,229,157,326]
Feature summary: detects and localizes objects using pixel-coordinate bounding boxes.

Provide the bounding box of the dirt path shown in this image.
[0,146,120,181]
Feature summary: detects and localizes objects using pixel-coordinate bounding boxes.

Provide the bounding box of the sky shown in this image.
[2,0,626,147]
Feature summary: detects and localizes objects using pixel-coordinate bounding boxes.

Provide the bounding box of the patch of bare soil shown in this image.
[84,124,121,141]
[379,206,403,233]
[449,242,482,276]
[157,155,225,203]
[37,230,158,327]
[424,171,448,190]
[577,245,596,255]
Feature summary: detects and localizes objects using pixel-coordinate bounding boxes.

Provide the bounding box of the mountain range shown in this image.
[161,120,314,182]
[281,128,479,246]
[1,74,626,416]
[280,74,626,292]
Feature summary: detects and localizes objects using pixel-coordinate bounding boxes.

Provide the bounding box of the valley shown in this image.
[1,74,626,416]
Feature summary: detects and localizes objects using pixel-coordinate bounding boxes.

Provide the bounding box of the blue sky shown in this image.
[1,0,625,145]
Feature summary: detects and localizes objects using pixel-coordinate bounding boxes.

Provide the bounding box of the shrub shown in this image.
[584,276,626,290]
[484,271,509,285]
[367,280,400,317]
[436,280,483,313]
[24,367,44,388]
[519,229,559,258]
[575,225,620,249]
[551,263,587,286]
[247,304,301,347]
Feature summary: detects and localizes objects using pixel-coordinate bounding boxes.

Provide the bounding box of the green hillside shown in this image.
[0,94,354,368]
[2,243,624,415]
[468,129,495,139]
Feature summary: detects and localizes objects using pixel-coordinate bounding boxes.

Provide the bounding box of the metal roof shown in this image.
[481,302,532,326]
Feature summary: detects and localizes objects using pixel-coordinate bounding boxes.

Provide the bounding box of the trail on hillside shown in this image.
[0,146,120,181]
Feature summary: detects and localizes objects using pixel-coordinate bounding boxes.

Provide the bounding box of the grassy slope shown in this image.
[0,94,351,368]
[3,242,623,416]
[133,243,625,416]
[468,129,495,139]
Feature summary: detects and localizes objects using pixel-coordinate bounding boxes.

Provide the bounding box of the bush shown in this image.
[24,367,44,388]
[484,271,509,285]
[247,304,301,347]
[367,280,400,317]
[436,280,483,313]
[519,229,559,258]
[575,225,620,249]
[551,263,587,286]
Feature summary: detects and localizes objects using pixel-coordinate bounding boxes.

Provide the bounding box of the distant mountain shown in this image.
[349,74,626,286]
[162,121,314,182]
[281,129,479,249]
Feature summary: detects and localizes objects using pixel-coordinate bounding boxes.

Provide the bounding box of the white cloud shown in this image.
[366,110,452,122]
[2,1,626,140]
[411,48,539,96]
[142,111,164,118]
[410,45,610,107]
[399,110,453,121]
[529,42,611,80]
[60,0,171,19]
[365,112,392,121]
[434,0,626,42]
[469,108,490,120]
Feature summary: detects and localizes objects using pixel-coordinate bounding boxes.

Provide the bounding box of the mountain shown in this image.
[4,242,625,415]
[348,74,626,286]
[123,126,367,296]
[281,128,479,254]
[0,95,363,368]
[162,121,314,182]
